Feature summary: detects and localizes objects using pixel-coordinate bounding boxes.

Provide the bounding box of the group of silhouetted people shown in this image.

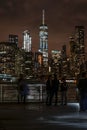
[17,72,87,112]
[17,73,68,105]
[45,71,87,112]
[46,74,68,106]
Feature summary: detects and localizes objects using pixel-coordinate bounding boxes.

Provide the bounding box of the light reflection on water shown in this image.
[38,103,87,129]
[39,113,87,128]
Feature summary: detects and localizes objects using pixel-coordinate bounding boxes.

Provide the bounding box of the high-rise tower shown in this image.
[75,26,85,54]
[38,9,48,66]
[9,34,18,47]
[74,26,85,74]
[23,30,32,52]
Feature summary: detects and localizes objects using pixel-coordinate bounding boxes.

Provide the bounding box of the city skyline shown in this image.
[0,0,87,54]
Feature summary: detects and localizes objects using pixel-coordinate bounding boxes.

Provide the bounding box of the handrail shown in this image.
[0,82,46,102]
[0,82,77,103]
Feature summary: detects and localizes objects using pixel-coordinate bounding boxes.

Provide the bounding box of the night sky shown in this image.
[0,0,87,54]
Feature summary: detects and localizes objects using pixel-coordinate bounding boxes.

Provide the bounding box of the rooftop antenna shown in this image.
[42,9,45,25]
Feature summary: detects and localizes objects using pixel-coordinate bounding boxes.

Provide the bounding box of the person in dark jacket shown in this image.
[77,72,87,111]
[60,76,68,105]
[17,74,29,103]
[46,75,52,105]
[49,74,60,106]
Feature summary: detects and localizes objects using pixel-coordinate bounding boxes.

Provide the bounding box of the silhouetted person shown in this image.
[17,74,29,103]
[46,75,52,105]
[77,72,87,111]
[49,74,60,106]
[60,76,68,105]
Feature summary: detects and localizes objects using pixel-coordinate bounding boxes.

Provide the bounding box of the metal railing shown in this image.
[0,82,77,103]
[0,82,46,102]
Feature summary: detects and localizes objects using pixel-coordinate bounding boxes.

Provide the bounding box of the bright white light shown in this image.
[23,30,32,52]
[38,103,87,129]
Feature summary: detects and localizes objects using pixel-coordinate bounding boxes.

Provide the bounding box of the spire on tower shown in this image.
[42,9,45,25]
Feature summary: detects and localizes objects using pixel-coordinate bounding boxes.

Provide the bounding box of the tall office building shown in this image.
[75,26,85,54]
[9,34,18,46]
[51,50,61,64]
[38,9,48,66]
[69,36,76,54]
[70,26,86,75]
[0,42,17,76]
[75,26,86,73]
[51,50,61,75]
[22,30,32,52]
[61,44,67,60]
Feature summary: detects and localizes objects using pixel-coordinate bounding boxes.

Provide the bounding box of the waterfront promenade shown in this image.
[0,102,87,130]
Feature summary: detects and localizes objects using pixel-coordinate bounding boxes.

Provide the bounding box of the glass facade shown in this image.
[23,30,32,52]
[0,42,17,76]
[39,10,48,67]
[75,26,85,54]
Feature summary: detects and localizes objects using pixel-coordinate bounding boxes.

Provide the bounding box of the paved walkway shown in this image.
[0,102,87,130]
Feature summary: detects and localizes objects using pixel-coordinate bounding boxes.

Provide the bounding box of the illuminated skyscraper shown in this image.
[70,26,85,76]
[74,26,86,73]
[51,50,61,75]
[39,9,48,66]
[75,26,85,54]
[0,42,17,76]
[23,30,32,52]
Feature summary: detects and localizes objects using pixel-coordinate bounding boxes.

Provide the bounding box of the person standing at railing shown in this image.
[46,75,52,105]
[17,74,29,104]
[49,74,60,106]
[60,76,68,105]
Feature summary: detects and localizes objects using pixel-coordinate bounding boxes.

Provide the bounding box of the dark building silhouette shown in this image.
[9,34,18,47]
